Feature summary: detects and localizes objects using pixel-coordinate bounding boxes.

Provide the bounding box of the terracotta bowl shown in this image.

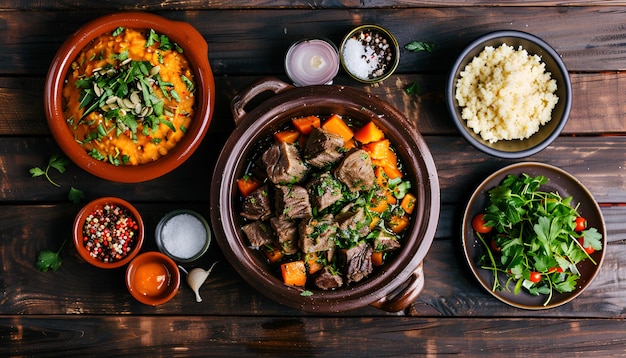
[73,197,145,269]
[446,30,571,159]
[44,12,215,182]
[126,251,181,306]
[210,77,440,313]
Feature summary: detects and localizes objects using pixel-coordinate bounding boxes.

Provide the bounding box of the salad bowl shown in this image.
[461,162,606,309]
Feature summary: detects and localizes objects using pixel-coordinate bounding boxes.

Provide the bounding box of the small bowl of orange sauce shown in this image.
[125,251,180,306]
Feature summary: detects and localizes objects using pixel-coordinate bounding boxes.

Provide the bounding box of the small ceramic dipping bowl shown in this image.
[126,251,181,306]
[155,209,211,263]
[73,197,144,269]
[339,24,400,84]
[446,30,572,158]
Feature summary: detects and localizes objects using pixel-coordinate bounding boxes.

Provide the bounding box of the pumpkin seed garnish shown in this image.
[72,29,193,149]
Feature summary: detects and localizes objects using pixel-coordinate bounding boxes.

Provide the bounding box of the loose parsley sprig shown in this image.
[404,41,435,53]
[30,155,84,203]
[403,41,433,96]
[35,239,67,272]
[29,154,70,187]
[476,173,603,306]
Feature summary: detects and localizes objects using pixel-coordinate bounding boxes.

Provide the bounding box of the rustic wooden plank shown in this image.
[2,0,626,10]
[0,135,623,203]
[2,72,626,136]
[1,7,626,76]
[3,315,626,356]
[0,203,624,317]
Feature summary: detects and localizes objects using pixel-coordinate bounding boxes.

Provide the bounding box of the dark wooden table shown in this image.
[2,1,626,356]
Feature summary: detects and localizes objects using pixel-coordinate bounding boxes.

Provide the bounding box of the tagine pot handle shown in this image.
[231,77,295,126]
[369,262,425,312]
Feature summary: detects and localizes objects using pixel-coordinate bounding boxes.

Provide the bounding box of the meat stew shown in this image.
[238,114,417,290]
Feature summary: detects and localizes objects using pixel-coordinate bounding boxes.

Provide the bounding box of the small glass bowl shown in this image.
[339,24,400,84]
[155,209,211,263]
[285,38,340,86]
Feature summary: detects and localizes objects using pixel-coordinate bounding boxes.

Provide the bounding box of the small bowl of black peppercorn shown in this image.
[339,24,400,84]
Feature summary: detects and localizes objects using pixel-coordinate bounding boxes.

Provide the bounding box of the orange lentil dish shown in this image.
[62,27,196,166]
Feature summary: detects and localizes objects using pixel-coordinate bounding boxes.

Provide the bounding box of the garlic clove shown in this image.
[186,261,218,303]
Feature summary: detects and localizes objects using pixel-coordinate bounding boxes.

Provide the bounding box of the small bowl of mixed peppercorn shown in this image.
[73,197,145,269]
[339,24,400,84]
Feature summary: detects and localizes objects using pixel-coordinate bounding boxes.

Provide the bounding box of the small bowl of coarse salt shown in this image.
[339,24,400,84]
[155,209,211,263]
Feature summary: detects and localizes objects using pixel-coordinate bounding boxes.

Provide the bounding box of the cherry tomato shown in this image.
[529,271,542,283]
[578,237,595,255]
[472,214,492,234]
[549,267,564,274]
[489,239,501,253]
[574,217,587,232]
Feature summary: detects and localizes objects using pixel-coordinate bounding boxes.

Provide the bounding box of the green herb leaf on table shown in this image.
[29,155,71,187]
[68,186,85,204]
[404,41,435,53]
[30,155,84,203]
[405,81,420,96]
[36,239,67,272]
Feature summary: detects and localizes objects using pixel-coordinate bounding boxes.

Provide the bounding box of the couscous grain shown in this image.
[455,43,558,143]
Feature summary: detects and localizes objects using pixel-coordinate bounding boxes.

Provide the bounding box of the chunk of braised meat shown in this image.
[307,172,344,212]
[304,127,345,168]
[299,214,337,253]
[335,205,370,240]
[262,142,309,185]
[241,221,275,248]
[314,266,344,290]
[275,185,312,220]
[335,148,376,192]
[269,217,299,254]
[241,185,272,221]
[372,229,401,252]
[342,241,373,284]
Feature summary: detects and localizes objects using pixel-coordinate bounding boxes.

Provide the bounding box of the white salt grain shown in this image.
[161,213,207,259]
[342,38,380,80]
